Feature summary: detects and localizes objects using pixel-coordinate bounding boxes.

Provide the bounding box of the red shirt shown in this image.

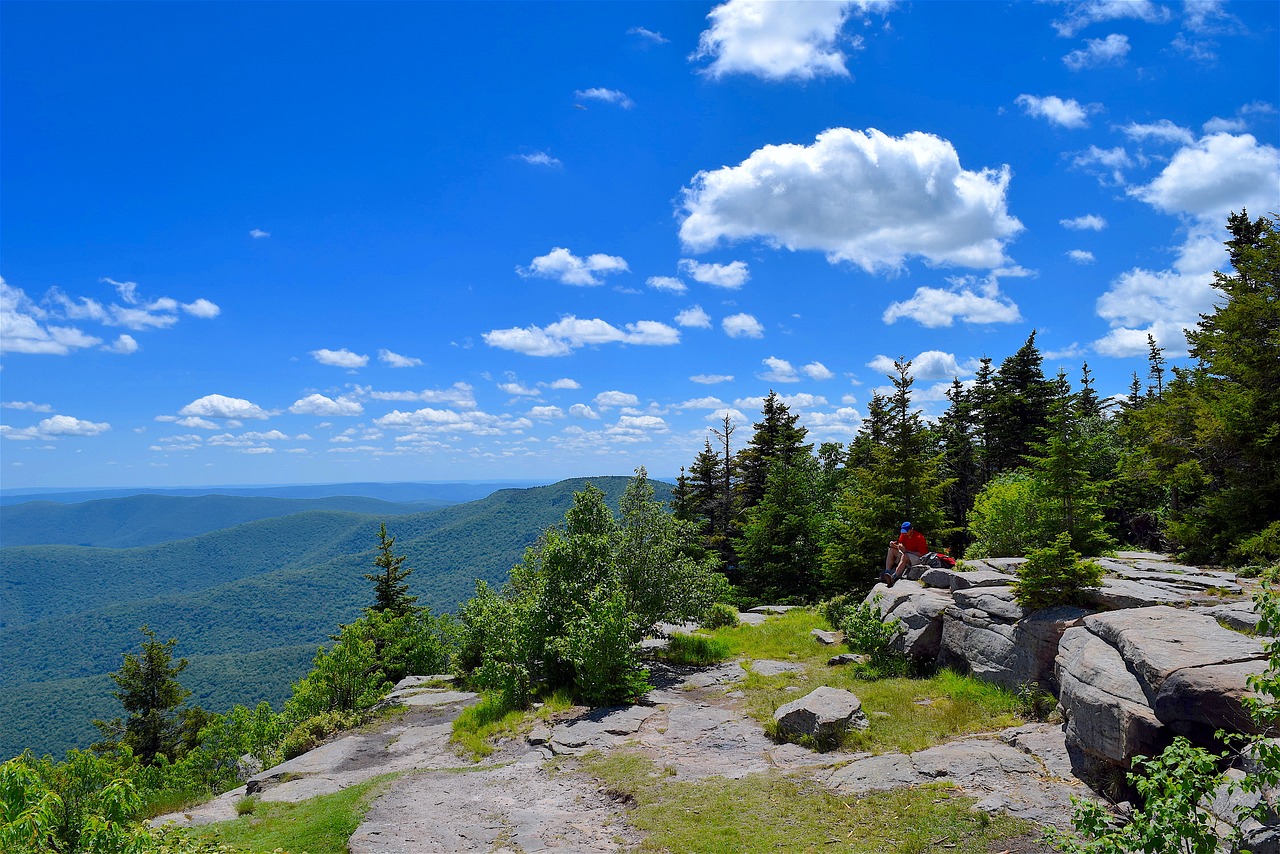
[898,530,928,554]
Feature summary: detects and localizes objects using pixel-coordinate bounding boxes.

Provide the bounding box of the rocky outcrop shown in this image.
[774,687,870,746]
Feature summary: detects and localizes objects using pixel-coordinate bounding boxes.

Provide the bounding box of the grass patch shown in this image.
[659,633,733,666]
[196,773,396,854]
[579,750,1033,853]
[709,608,829,662]
[450,688,575,760]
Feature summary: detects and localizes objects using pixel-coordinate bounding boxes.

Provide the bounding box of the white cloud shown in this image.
[1122,119,1195,146]
[1,401,53,412]
[1062,33,1130,70]
[1067,249,1097,264]
[498,381,540,397]
[573,88,634,109]
[692,0,882,81]
[677,258,750,288]
[675,396,726,409]
[690,373,734,384]
[102,334,139,354]
[1060,214,1107,231]
[543,378,581,390]
[2,415,111,440]
[1072,145,1133,184]
[182,298,221,318]
[517,247,630,286]
[366,382,477,408]
[628,26,669,44]
[1128,133,1280,221]
[378,349,422,368]
[1202,116,1247,134]
[175,416,219,429]
[483,315,680,356]
[609,415,669,436]
[805,406,863,435]
[1044,342,1087,360]
[1015,94,1092,128]
[803,361,835,380]
[871,349,971,381]
[722,313,764,338]
[179,394,270,420]
[289,394,364,416]
[675,306,712,328]
[376,407,531,436]
[249,228,270,238]
[646,276,687,294]
[1052,1,1169,37]
[883,278,1022,328]
[594,390,640,409]
[528,405,565,419]
[517,151,562,167]
[758,356,800,383]
[680,128,1021,273]
[569,403,599,419]
[310,348,369,368]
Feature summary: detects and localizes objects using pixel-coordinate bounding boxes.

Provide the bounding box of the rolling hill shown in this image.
[0,476,671,760]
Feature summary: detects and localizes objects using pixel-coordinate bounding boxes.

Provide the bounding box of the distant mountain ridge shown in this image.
[0,476,672,760]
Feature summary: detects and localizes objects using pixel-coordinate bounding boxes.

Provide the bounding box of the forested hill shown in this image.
[0,476,668,760]
[0,493,438,549]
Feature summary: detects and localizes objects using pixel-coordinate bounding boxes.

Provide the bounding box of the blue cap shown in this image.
[901,522,912,531]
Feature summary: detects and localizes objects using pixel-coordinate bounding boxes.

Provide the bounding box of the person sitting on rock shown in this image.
[883,521,928,584]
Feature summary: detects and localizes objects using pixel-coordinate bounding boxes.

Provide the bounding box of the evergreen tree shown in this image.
[736,391,811,513]
[938,377,979,554]
[1077,362,1104,418]
[970,356,997,481]
[986,331,1053,475]
[93,627,191,765]
[1146,333,1167,399]
[366,523,417,616]
[739,454,823,601]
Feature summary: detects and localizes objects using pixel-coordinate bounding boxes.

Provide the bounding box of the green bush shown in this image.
[700,602,740,629]
[281,711,353,760]
[966,472,1040,558]
[817,594,854,630]
[839,598,901,660]
[556,588,651,706]
[1011,533,1104,610]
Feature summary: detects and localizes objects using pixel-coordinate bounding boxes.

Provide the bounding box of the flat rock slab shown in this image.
[1195,600,1263,633]
[748,605,800,614]
[548,705,660,756]
[746,659,805,677]
[736,611,767,626]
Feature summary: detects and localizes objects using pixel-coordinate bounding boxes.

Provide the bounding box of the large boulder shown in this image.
[867,584,953,659]
[774,686,869,748]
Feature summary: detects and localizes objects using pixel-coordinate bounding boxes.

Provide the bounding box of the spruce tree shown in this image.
[739,454,823,601]
[986,331,1053,475]
[938,377,979,554]
[94,626,191,765]
[736,391,811,513]
[366,523,417,616]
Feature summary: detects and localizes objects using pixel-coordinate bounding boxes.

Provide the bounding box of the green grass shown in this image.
[659,633,733,665]
[704,608,1023,754]
[196,773,397,853]
[578,750,1035,853]
[450,688,574,760]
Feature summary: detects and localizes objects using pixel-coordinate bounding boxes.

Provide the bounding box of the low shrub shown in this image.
[281,711,354,760]
[817,594,854,630]
[1011,533,1104,610]
[660,634,732,666]
[700,602,740,629]
[840,598,901,659]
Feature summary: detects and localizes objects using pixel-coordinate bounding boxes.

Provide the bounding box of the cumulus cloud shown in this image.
[498,381,540,397]
[1060,214,1107,230]
[1051,1,1169,37]
[528,405,565,419]
[3,415,111,440]
[179,394,270,420]
[883,277,1022,328]
[1067,249,1096,264]
[758,356,801,383]
[182,299,221,319]
[569,403,599,419]
[1203,116,1247,134]
[646,276,687,294]
[609,415,669,437]
[1094,133,1280,356]
[1122,119,1195,146]
[376,407,531,436]
[1015,94,1093,128]
[594,390,640,409]
[674,396,726,410]
[544,378,581,390]
[250,228,270,238]
[1062,33,1130,70]
[289,394,363,416]
[677,259,750,288]
[311,348,369,368]
[1,401,53,412]
[692,0,886,81]
[803,361,835,380]
[175,416,219,429]
[517,151,562,167]
[868,349,969,381]
[574,88,633,108]
[690,373,734,384]
[517,247,630,286]
[675,306,712,328]
[680,128,1022,273]
[102,334,139,354]
[722,313,764,338]
[483,315,680,356]
[378,349,422,368]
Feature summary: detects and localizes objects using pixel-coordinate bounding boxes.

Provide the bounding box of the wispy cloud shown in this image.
[311,348,369,368]
[574,87,634,109]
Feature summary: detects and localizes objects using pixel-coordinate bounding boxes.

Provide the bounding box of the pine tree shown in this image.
[739,454,823,601]
[736,391,811,513]
[938,377,979,554]
[1146,333,1167,399]
[986,331,1053,475]
[1078,362,1103,418]
[366,523,418,616]
[93,626,191,765]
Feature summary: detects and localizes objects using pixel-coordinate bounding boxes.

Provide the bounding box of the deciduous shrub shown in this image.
[700,602,739,629]
[839,597,900,659]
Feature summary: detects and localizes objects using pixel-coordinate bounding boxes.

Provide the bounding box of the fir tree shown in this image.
[93,626,191,765]
[736,391,811,514]
[366,523,418,616]
[986,331,1053,475]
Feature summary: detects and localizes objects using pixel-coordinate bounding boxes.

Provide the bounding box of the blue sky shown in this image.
[2,0,1277,489]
